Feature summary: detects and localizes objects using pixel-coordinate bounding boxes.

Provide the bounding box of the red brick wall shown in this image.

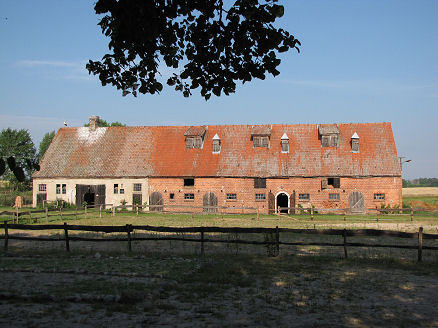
[148,176,402,214]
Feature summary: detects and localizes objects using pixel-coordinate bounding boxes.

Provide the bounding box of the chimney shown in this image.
[89,116,100,131]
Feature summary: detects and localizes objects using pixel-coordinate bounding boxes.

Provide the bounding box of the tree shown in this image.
[39,131,55,160]
[0,128,38,187]
[87,0,300,100]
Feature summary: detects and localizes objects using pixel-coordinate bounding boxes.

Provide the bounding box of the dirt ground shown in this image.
[1,250,438,327]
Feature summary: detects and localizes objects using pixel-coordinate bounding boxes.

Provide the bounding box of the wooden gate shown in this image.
[149,191,163,211]
[349,191,365,213]
[203,192,218,212]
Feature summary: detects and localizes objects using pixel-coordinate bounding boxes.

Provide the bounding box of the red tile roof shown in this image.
[34,123,401,178]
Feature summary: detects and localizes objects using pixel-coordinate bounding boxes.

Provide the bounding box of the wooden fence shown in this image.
[1,222,438,262]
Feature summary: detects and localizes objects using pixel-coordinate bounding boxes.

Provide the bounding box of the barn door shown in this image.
[149,191,163,211]
[75,184,89,206]
[349,191,365,213]
[203,192,218,212]
[268,192,275,214]
[95,185,106,207]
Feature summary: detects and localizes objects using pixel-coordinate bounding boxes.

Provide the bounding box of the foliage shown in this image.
[39,131,55,160]
[84,118,126,127]
[0,128,38,187]
[87,0,300,100]
[403,178,438,188]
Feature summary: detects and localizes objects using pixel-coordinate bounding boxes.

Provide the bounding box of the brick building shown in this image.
[33,116,402,213]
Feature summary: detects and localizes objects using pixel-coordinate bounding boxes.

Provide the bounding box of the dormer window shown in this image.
[212,134,221,153]
[185,126,207,149]
[281,133,289,153]
[251,125,271,148]
[351,132,359,153]
[319,124,340,147]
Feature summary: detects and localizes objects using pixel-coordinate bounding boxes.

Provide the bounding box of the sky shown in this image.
[0,0,437,179]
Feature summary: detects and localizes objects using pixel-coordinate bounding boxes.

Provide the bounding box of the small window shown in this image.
[62,184,66,194]
[226,193,237,200]
[374,193,385,200]
[133,183,142,192]
[38,184,46,192]
[351,139,359,152]
[299,193,310,201]
[56,184,61,194]
[184,178,195,186]
[170,193,175,200]
[281,140,289,153]
[253,136,269,148]
[114,184,119,194]
[186,136,203,149]
[329,193,340,201]
[255,193,266,201]
[254,178,266,189]
[212,139,221,153]
[120,188,125,194]
[184,193,194,200]
[325,178,340,189]
[321,135,338,147]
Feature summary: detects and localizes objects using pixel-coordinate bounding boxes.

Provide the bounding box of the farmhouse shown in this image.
[32,116,402,213]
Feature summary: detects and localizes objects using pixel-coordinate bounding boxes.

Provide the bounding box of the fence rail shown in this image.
[2,222,437,261]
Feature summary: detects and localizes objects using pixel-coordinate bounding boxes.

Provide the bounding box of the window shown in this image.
[170,193,175,200]
[133,183,142,192]
[299,193,310,201]
[184,193,194,200]
[253,136,269,148]
[120,188,125,194]
[351,139,359,152]
[321,135,338,147]
[38,184,46,192]
[184,178,195,186]
[186,136,203,149]
[226,193,237,200]
[281,140,289,153]
[212,139,221,153]
[323,178,340,189]
[254,178,266,189]
[56,184,61,194]
[374,193,385,200]
[114,184,119,194]
[329,193,340,201]
[62,184,66,194]
[255,193,266,201]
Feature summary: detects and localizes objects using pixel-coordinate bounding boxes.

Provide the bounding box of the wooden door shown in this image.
[268,192,275,214]
[75,184,89,206]
[203,192,218,212]
[149,191,163,211]
[36,193,46,206]
[95,185,106,207]
[349,191,365,213]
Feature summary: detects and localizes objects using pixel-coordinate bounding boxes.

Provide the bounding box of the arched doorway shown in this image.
[276,192,289,214]
[149,191,163,211]
[203,192,218,212]
[349,191,365,213]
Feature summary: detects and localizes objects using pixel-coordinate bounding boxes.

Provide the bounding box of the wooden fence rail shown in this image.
[2,222,438,261]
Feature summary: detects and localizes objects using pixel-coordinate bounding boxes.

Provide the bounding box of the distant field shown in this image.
[403,187,438,196]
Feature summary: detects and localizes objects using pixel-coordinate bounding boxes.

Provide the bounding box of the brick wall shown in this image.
[149,176,402,214]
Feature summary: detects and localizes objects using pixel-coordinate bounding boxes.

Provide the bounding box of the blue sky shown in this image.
[0,0,437,179]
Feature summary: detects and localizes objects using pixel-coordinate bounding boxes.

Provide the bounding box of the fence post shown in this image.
[84,206,87,217]
[136,204,138,216]
[112,206,115,217]
[344,214,346,222]
[277,206,280,220]
[4,221,8,253]
[127,224,132,252]
[257,207,259,220]
[311,207,314,221]
[377,210,379,222]
[410,208,414,222]
[99,205,102,218]
[275,226,280,256]
[64,222,70,252]
[60,207,62,221]
[45,207,48,223]
[343,229,348,259]
[418,227,423,262]
[200,228,205,256]
[15,207,18,224]
[29,210,32,224]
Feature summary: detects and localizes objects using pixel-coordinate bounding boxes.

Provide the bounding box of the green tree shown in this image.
[39,131,55,160]
[84,119,126,127]
[87,0,300,100]
[0,128,37,188]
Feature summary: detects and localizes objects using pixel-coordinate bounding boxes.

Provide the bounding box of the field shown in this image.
[1,202,438,327]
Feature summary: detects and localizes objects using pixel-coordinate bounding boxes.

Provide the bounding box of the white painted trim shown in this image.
[275,191,290,214]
